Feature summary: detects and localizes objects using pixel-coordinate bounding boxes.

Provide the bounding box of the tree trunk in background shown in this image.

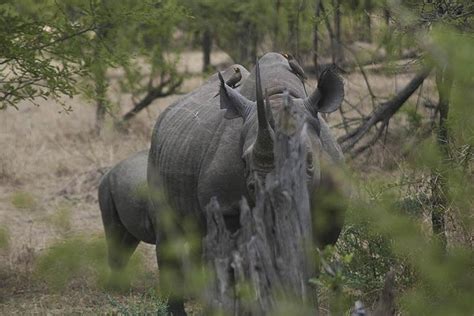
[251,26,258,62]
[333,0,344,65]
[237,18,252,66]
[93,0,112,135]
[94,72,107,135]
[384,7,390,26]
[202,27,212,72]
[363,0,372,43]
[273,0,282,51]
[93,20,109,134]
[431,65,453,252]
[319,1,336,64]
[313,0,321,71]
[288,9,297,55]
[294,0,305,60]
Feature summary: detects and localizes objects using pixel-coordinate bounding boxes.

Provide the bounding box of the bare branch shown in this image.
[120,74,183,123]
[339,66,432,153]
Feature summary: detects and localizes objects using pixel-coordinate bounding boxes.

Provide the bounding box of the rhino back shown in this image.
[148,66,249,220]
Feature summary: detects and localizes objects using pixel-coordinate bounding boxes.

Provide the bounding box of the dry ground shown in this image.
[0,50,440,314]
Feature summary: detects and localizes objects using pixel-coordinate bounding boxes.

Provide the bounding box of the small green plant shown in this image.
[0,226,9,250]
[10,191,36,210]
[402,105,423,130]
[34,235,144,291]
[107,289,169,315]
[48,204,72,234]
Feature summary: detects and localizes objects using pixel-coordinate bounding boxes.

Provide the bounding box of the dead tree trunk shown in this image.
[203,100,316,314]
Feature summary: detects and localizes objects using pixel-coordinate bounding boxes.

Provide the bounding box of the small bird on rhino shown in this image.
[213,67,242,97]
[282,52,308,81]
[282,52,308,95]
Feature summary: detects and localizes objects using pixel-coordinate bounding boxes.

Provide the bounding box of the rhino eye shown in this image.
[307,153,314,169]
[247,181,256,196]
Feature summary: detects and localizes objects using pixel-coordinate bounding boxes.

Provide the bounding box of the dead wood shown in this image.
[203,100,316,315]
[339,66,432,155]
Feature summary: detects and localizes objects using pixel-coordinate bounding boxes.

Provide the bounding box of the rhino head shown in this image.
[219,53,344,202]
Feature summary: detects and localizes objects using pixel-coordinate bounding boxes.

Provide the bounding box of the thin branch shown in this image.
[120,75,183,123]
[341,43,377,109]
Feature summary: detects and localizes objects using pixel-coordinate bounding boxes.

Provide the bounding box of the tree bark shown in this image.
[273,0,282,51]
[313,0,322,70]
[288,8,297,55]
[363,0,372,43]
[203,101,316,315]
[202,27,212,72]
[384,7,390,26]
[94,57,108,135]
[319,1,337,65]
[333,0,344,65]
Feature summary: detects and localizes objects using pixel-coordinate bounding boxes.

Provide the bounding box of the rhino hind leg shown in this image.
[106,225,140,271]
[99,182,140,289]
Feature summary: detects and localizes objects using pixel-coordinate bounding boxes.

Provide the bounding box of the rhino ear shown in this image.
[304,67,344,114]
[218,72,253,120]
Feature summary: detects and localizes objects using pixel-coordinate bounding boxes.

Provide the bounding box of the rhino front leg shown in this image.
[147,197,188,315]
[155,238,187,316]
[311,169,347,248]
[156,247,187,316]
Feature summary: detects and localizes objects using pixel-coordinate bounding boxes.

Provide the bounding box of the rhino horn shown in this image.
[253,60,274,164]
[303,67,344,115]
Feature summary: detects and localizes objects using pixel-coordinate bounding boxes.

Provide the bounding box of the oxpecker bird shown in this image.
[282,53,307,81]
[213,67,242,97]
[282,53,308,95]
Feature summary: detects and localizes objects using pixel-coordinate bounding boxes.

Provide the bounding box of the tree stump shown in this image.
[203,95,316,314]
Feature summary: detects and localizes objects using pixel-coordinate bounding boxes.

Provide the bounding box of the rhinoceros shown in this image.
[98,66,251,279]
[145,52,346,314]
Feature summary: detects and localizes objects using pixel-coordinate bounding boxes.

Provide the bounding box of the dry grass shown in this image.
[0,49,446,313]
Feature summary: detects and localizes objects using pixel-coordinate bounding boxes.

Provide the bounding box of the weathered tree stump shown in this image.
[203,94,316,315]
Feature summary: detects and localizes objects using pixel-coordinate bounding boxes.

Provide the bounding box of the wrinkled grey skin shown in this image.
[148,65,252,233]
[98,150,155,270]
